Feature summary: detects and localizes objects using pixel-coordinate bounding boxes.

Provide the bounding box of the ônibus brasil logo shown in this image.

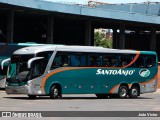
[139,69,150,77]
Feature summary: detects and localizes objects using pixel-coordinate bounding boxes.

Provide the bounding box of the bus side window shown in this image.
[135,56,144,68]
[103,55,110,66]
[80,55,87,66]
[62,56,69,67]
[103,54,118,67]
[32,59,46,78]
[36,51,53,62]
[52,55,62,67]
[146,55,156,67]
[70,53,87,67]
[51,52,69,69]
[120,55,132,67]
[88,54,102,66]
[110,55,118,67]
[71,55,80,66]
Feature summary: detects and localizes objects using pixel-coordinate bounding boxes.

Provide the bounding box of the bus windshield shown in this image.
[7,51,53,83]
[7,55,34,83]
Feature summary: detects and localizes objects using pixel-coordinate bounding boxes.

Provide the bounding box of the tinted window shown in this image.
[51,52,69,69]
[145,55,156,68]
[36,51,53,62]
[103,54,118,67]
[88,54,102,66]
[31,59,46,79]
[50,52,157,69]
[134,55,156,68]
[70,53,87,67]
[135,56,145,68]
[120,54,132,67]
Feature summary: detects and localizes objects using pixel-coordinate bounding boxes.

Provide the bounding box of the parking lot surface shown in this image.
[0,89,160,119]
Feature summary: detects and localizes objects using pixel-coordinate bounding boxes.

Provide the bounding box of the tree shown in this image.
[94,31,112,48]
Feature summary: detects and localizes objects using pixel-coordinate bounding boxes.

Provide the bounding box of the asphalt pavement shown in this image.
[0,89,160,119]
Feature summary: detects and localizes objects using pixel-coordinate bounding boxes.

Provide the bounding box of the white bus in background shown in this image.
[0,43,44,88]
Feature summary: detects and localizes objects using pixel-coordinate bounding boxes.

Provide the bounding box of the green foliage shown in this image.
[94,31,112,48]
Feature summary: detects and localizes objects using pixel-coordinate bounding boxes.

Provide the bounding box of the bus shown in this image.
[5,45,158,99]
[0,42,44,88]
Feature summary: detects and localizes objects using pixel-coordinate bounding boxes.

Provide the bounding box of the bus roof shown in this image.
[13,45,157,55]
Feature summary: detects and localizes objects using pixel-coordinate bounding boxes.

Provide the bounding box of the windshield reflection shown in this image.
[7,55,34,83]
[7,51,53,83]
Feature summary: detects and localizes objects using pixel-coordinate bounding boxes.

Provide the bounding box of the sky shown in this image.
[43,0,160,4]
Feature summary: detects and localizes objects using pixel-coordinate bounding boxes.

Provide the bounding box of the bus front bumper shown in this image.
[5,83,45,95]
[5,85,28,94]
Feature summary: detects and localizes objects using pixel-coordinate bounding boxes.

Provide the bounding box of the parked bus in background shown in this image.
[5,45,158,99]
[0,42,43,88]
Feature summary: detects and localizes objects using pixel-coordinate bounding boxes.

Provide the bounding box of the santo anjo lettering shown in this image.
[96,69,135,76]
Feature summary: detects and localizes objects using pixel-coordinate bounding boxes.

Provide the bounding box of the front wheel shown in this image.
[129,86,139,98]
[118,86,128,99]
[50,85,59,99]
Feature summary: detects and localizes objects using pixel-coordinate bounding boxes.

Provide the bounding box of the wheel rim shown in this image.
[54,88,58,97]
[131,88,138,96]
[120,88,127,97]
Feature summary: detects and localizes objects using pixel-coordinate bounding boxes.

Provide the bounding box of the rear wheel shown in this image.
[50,85,60,99]
[129,86,139,98]
[118,86,128,99]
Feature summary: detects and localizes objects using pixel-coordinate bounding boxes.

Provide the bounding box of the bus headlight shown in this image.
[5,82,8,86]
[27,80,32,86]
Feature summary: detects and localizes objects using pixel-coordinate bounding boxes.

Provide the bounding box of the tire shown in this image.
[129,86,139,98]
[50,85,59,99]
[118,86,128,99]
[28,95,37,99]
[95,94,109,99]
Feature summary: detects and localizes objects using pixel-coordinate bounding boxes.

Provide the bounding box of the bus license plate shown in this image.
[12,89,17,93]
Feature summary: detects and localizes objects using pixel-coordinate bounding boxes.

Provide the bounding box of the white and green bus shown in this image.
[5,45,158,99]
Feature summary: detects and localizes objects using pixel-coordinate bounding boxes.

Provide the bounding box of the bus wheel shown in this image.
[118,86,128,99]
[129,86,138,98]
[28,95,37,99]
[50,85,59,99]
[95,94,109,99]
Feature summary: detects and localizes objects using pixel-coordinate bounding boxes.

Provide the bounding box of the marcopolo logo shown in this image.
[139,69,150,77]
[96,69,135,76]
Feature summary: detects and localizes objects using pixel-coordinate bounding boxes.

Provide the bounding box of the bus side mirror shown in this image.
[27,57,44,69]
[1,58,10,70]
